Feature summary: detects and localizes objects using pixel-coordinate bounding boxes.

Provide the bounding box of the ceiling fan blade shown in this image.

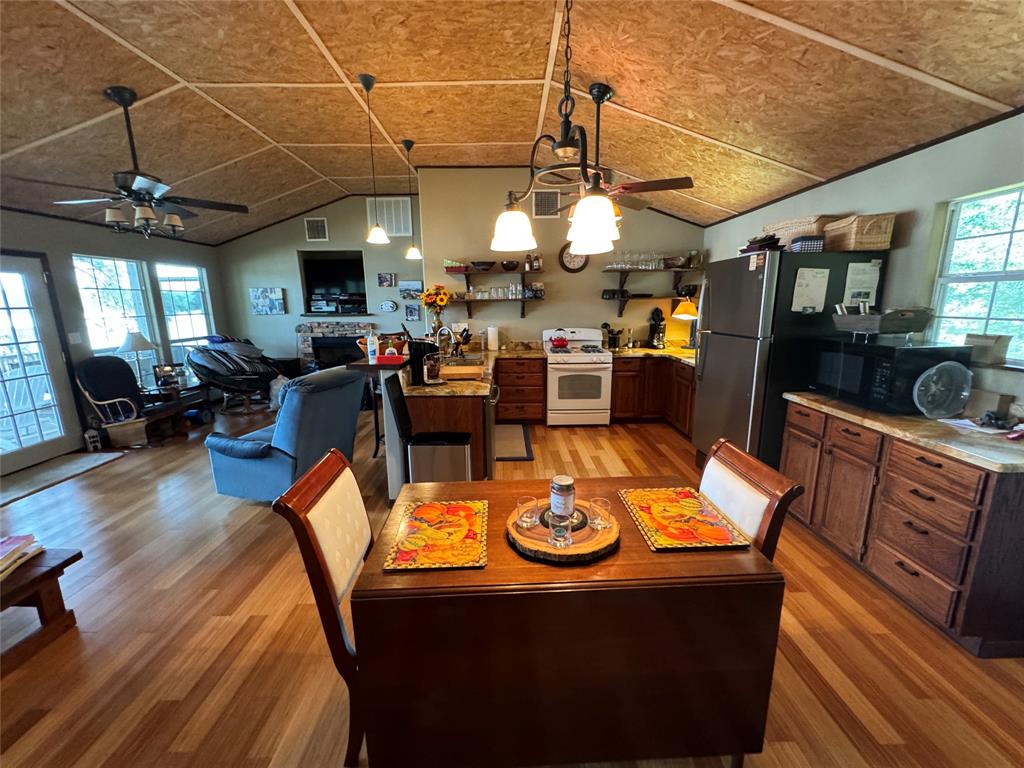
[162,196,249,214]
[4,175,121,196]
[612,177,694,194]
[614,195,649,211]
[53,198,121,205]
[131,175,172,198]
[156,201,199,220]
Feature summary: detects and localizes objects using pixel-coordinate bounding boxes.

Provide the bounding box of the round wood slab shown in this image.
[506,500,620,564]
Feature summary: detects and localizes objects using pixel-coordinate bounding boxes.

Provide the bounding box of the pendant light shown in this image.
[491,194,537,252]
[359,74,389,245]
[401,139,423,260]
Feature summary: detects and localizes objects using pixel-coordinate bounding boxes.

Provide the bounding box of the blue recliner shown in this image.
[204,366,364,501]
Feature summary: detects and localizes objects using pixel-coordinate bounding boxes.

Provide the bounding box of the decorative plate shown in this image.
[618,487,750,551]
[384,500,488,570]
[379,300,398,312]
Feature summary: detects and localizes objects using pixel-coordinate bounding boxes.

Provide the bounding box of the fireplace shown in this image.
[311,336,363,370]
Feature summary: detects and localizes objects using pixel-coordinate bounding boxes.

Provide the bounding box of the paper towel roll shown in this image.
[487,325,500,351]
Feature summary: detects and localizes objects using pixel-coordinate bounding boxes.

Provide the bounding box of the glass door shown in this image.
[1,255,81,474]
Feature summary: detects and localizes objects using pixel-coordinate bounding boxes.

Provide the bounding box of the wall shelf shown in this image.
[446,265,546,319]
[447,297,544,319]
[602,268,703,317]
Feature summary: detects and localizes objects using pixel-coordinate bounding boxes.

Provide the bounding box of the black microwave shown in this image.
[810,338,972,413]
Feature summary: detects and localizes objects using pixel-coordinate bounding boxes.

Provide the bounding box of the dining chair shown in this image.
[273,448,373,767]
[700,438,804,562]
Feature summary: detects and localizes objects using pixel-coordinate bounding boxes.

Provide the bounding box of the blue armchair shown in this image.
[204,366,364,501]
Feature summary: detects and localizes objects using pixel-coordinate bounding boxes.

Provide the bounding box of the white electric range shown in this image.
[542,328,613,426]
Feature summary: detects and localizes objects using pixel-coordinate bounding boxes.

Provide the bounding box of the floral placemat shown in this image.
[384,500,488,570]
[618,487,749,551]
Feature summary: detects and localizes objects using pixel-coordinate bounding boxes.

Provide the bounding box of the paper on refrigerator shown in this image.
[791,268,829,313]
[843,260,882,305]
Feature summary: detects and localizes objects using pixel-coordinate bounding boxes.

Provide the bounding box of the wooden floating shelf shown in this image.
[300,313,373,318]
[603,267,704,318]
[602,267,702,274]
[448,297,544,320]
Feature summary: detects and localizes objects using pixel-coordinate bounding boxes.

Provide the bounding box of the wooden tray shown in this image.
[506,499,620,564]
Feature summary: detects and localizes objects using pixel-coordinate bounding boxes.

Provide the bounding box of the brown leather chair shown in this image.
[700,438,804,562]
[273,448,373,767]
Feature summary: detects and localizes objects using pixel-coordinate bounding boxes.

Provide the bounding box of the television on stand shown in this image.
[298,250,367,315]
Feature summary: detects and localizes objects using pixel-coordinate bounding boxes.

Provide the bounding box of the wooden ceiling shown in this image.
[1,0,1020,245]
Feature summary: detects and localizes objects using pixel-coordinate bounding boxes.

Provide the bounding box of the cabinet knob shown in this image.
[894,560,920,577]
[809,441,818,449]
[823,447,832,455]
[915,455,943,469]
[902,519,929,535]
[909,488,936,503]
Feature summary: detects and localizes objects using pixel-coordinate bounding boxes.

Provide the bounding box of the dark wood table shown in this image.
[1,548,82,671]
[352,476,785,768]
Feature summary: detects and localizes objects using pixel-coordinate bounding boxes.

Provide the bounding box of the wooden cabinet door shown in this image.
[816,447,877,560]
[641,358,667,418]
[676,374,693,437]
[611,371,642,419]
[779,426,822,525]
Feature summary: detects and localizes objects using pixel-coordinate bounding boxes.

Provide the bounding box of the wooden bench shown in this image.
[1,548,83,672]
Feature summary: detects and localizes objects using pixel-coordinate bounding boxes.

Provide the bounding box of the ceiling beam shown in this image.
[711,0,1011,113]
[536,3,564,139]
[191,80,545,89]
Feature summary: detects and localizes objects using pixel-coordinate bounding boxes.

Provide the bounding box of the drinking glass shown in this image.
[516,496,539,529]
[589,497,612,530]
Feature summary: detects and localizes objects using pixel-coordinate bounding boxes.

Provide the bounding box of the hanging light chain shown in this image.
[365,86,381,222]
[557,0,575,121]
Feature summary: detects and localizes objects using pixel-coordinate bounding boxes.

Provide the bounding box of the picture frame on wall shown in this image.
[399,279,423,300]
[378,272,397,289]
[249,287,286,315]
[404,304,421,322]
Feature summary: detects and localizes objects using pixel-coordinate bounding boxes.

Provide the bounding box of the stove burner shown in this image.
[548,347,570,354]
[580,345,605,353]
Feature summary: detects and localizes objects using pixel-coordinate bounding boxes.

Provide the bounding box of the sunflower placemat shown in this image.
[383,500,488,570]
[618,487,750,552]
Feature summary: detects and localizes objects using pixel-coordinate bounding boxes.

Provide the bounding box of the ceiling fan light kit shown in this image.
[490,0,693,254]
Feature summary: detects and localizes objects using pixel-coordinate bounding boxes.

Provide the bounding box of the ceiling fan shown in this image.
[10,85,249,238]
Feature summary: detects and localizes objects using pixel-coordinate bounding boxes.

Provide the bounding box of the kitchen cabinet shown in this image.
[612,356,694,435]
[815,444,877,559]
[778,425,820,524]
[611,359,643,420]
[495,358,545,423]
[668,361,694,437]
[405,395,486,480]
[641,358,668,419]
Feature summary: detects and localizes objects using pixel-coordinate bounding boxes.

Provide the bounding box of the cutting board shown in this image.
[440,365,485,380]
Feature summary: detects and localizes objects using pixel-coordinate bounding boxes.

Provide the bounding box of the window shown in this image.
[932,184,1024,364]
[73,255,158,387]
[156,263,213,364]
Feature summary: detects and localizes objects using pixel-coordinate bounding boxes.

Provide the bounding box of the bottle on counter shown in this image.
[548,475,575,549]
[366,333,379,363]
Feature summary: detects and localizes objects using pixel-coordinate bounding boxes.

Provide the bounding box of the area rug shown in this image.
[494,424,534,462]
[1,451,124,506]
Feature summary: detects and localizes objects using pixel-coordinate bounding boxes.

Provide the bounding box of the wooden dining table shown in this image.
[351,475,785,768]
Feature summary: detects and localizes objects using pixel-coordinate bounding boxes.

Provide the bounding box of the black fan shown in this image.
[8,85,248,235]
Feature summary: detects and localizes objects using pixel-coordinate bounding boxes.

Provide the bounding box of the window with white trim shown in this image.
[932,184,1024,364]
[155,263,213,364]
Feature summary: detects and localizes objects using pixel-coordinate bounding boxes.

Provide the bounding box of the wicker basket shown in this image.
[761,215,839,247]
[823,214,895,251]
[105,418,148,448]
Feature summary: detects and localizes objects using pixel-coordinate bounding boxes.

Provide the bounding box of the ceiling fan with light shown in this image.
[491,0,694,255]
[9,85,249,238]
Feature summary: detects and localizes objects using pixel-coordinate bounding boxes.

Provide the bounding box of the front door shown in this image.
[1,255,82,474]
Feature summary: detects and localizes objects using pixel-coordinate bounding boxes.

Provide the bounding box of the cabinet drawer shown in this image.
[880,472,976,539]
[786,403,825,437]
[826,417,881,462]
[865,541,958,626]
[613,358,643,372]
[872,501,969,583]
[496,402,544,422]
[887,440,986,506]
[496,372,544,388]
[501,386,544,404]
[674,361,694,382]
[495,359,545,375]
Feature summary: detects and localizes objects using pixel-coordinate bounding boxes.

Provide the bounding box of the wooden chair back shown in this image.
[700,438,804,561]
[272,448,372,675]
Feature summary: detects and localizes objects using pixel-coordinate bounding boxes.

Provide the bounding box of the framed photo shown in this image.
[377,272,397,289]
[404,303,421,321]
[249,287,286,315]
[399,279,423,300]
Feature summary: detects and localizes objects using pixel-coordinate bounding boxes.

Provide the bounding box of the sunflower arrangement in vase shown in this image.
[420,284,450,334]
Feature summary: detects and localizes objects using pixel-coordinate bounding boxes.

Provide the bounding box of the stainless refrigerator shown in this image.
[692,249,888,468]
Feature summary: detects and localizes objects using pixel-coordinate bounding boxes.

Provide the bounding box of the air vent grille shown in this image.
[532,190,561,218]
[366,197,412,236]
[304,217,329,242]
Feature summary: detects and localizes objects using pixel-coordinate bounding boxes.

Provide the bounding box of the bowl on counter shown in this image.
[500,260,520,271]
[471,260,496,271]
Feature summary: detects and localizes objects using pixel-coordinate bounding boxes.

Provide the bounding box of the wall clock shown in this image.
[378,300,398,312]
[558,242,588,274]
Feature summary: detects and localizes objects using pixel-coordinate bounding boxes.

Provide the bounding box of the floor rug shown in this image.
[2,451,124,506]
[494,424,534,462]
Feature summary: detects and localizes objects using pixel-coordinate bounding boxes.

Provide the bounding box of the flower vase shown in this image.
[431,312,444,335]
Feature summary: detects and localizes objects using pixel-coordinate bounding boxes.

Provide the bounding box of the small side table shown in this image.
[1,548,83,671]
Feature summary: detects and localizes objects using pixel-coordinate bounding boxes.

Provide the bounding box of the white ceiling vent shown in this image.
[366,197,412,236]
[532,190,561,218]
[304,217,329,242]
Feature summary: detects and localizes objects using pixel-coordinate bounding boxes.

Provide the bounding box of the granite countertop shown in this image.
[402,351,499,397]
[612,346,696,365]
[783,392,1024,474]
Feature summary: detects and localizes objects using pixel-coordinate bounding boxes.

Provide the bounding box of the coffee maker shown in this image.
[647,307,666,349]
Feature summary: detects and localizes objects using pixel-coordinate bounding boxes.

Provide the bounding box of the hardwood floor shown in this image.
[2,413,1023,767]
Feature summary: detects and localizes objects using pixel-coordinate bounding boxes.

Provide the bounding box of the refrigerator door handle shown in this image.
[696,330,711,381]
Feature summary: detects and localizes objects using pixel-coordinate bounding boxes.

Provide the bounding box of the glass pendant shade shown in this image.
[366,224,390,244]
[569,236,614,256]
[566,192,619,242]
[490,206,537,252]
[405,243,423,260]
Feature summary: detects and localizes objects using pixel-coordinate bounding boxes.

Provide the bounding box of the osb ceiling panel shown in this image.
[169,147,320,208]
[371,85,542,144]
[187,180,342,244]
[296,0,555,81]
[286,145,409,177]
[0,0,176,151]
[562,0,997,177]
[748,0,1024,107]
[631,191,732,228]
[332,176,418,195]
[68,0,338,83]
[410,144,534,168]
[0,177,110,220]
[2,88,268,191]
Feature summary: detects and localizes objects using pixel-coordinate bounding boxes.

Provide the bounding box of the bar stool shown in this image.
[383,375,472,482]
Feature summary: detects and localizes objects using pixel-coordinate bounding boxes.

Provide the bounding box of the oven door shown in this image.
[547,363,612,424]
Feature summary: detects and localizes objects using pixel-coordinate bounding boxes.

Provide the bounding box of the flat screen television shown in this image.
[298,250,367,315]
